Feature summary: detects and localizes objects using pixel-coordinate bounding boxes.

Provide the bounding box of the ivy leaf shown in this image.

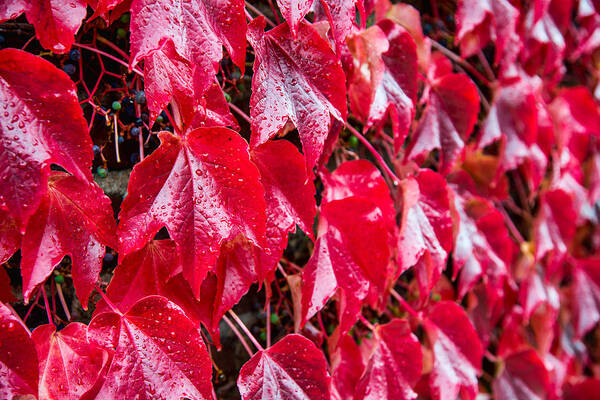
[322,159,395,231]
[301,197,391,333]
[424,301,483,400]
[96,240,205,326]
[396,170,453,302]
[0,49,93,230]
[19,172,116,309]
[32,323,110,400]
[0,209,20,265]
[247,17,347,173]
[88,295,214,399]
[450,175,513,298]
[117,128,267,298]
[355,319,422,400]
[276,0,315,38]
[0,266,15,303]
[347,20,417,151]
[455,0,520,62]
[237,334,331,400]
[130,0,247,93]
[406,73,479,174]
[533,189,577,261]
[313,0,363,54]
[0,301,38,399]
[570,257,600,338]
[250,139,317,277]
[330,334,364,400]
[493,350,550,400]
[1,1,86,53]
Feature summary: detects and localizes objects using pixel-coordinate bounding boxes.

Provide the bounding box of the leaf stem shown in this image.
[430,40,492,87]
[245,2,276,28]
[96,35,131,64]
[228,309,265,351]
[113,114,121,163]
[23,289,41,323]
[390,289,421,320]
[41,286,53,325]
[73,43,144,77]
[94,284,121,314]
[344,122,400,185]
[228,103,252,125]
[266,302,272,348]
[358,314,376,331]
[56,283,71,322]
[223,315,254,357]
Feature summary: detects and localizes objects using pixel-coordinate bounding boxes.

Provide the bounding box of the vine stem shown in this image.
[228,103,252,125]
[245,1,276,27]
[497,204,526,245]
[56,283,71,321]
[73,43,144,77]
[390,289,421,320]
[266,302,272,348]
[114,114,121,163]
[358,314,376,331]
[430,40,492,87]
[96,35,131,63]
[6,304,30,334]
[23,289,41,323]
[228,309,264,351]
[41,286,53,325]
[222,315,254,357]
[344,122,400,185]
[94,284,121,314]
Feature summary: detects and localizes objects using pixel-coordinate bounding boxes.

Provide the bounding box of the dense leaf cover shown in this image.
[1,0,600,399]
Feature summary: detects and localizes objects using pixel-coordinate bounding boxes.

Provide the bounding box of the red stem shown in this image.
[266,302,272,348]
[430,40,492,87]
[96,35,131,63]
[245,1,276,27]
[390,289,422,320]
[228,310,264,351]
[23,289,41,323]
[41,286,53,325]
[228,103,252,125]
[358,314,376,331]
[94,284,121,314]
[223,315,254,357]
[73,43,144,77]
[344,122,401,185]
[56,283,71,322]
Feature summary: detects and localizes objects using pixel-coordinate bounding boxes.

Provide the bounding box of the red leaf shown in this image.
[397,170,453,302]
[563,378,600,399]
[493,350,550,400]
[313,0,362,52]
[97,240,205,325]
[0,301,38,398]
[450,176,512,298]
[571,257,600,337]
[406,73,479,174]
[348,20,417,151]
[456,0,520,62]
[32,322,110,400]
[237,334,330,400]
[0,49,93,229]
[20,172,116,308]
[88,295,214,399]
[322,159,395,231]
[355,319,422,400]
[276,0,315,38]
[533,189,577,261]
[117,128,267,298]
[130,0,246,93]
[251,139,317,276]
[329,334,364,400]
[0,209,20,265]
[25,0,87,53]
[0,266,15,303]
[424,301,483,400]
[301,197,391,333]
[247,17,347,173]
[477,79,548,186]
[0,0,26,21]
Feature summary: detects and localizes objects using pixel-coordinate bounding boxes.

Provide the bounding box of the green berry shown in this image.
[432,293,441,301]
[349,135,359,148]
[111,101,122,111]
[97,167,108,178]
[156,115,164,123]
[120,13,130,24]
[259,331,266,341]
[116,28,127,39]
[224,92,232,102]
[270,313,280,324]
[54,275,65,284]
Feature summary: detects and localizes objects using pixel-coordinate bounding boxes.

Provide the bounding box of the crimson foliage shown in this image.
[1,0,600,399]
